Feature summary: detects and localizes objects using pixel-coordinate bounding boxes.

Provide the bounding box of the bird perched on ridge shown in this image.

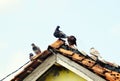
[67,35,77,49]
[90,47,105,62]
[90,47,100,57]
[53,26,67,39]
[67,35,77,46]
[31,43,41,55]
[29,53,34,61]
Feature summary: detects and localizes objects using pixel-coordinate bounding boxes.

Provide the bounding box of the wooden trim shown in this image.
[56,54,106,81]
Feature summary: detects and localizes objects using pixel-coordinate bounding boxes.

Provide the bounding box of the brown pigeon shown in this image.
[67,35,77,46]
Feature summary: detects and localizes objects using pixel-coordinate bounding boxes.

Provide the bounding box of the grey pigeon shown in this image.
[53,26,67,39]
[31,43,41,54]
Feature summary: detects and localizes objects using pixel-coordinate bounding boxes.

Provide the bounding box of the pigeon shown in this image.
[31,43,41,54]
[67,35,77,46]
[29,53,34,61]
[53,26,67,39]
[90,47,106,62]
[90,47,100,57]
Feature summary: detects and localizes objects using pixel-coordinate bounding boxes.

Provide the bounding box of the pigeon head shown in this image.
[56,26,60,30]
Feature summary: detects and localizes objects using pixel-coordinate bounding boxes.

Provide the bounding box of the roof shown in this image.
[11,39,120,81]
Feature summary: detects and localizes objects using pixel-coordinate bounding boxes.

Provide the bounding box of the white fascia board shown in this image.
[23,54,56,81]
[56,54,106,81]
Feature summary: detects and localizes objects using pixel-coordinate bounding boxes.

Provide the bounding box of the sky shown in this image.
[0,0,120,80]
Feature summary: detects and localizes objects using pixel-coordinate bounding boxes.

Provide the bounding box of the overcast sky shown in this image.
[0,0,120,80]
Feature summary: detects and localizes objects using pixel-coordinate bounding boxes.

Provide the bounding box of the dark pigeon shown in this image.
[53,26,67,39]
[29,53,34,61]
[67,35,77,46]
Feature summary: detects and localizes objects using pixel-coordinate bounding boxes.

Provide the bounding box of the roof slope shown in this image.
[23,54,106,81]
[11,39,120,81]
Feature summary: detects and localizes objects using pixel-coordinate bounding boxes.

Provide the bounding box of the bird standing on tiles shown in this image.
[90,47,106,63]
[31,43,41,55]
[67,35,77,49]
[53,26,68,39]
[29,53,34,61]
